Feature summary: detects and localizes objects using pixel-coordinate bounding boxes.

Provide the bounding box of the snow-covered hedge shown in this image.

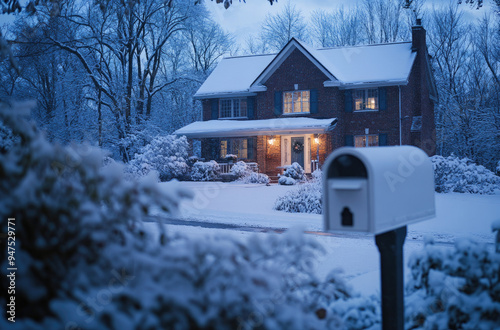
[432,155,500,194]
[127,135,190,181]
[278,162,306,185]
[191,160,220,181]
[275,170,323,214]
[406,236,500,329]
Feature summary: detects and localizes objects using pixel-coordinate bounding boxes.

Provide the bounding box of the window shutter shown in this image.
[345,135,354,146]
[247,97,255,119]
[310,89,318,114]
[211,99,219,119]
[211,138,221,160]
[247,138,255,160]
[344,90,352,113]
[274,91,283,116]
[379,133,388,146]
[378,87,387,111]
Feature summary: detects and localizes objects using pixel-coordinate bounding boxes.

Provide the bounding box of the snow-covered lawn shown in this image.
[148,181,500,296]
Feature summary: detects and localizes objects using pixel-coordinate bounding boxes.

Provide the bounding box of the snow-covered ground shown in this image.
[147,181,500,296]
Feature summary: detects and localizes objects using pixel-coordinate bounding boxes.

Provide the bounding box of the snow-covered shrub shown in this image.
[496,160,500,176]
[275,170,322,214]
[230,160,251,178]
[405,236,500,329]
[225,153,237,162]
[191,160,220,181]
[239,172,271,184]
[229,161,270,184]
[187,155,202,167]
[278,175,296,185]
[0,102,193,324]
[278,162,306,185]
[431,155,500,194]
[127,135,190,181]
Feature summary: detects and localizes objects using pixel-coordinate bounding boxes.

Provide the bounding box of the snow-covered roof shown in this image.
[195,54,274,98]
[316,42,416,86]
[174,117,337,138]
[194,39,417,98]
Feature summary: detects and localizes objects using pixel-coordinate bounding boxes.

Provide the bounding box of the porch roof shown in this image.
[174,117,337,139]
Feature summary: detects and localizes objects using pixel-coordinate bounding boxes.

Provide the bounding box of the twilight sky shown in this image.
[204,0,494,48]
[0,0,494,49]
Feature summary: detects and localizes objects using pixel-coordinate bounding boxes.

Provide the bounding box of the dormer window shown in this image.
[220,99,247,119]
[354,89,379,111]
[283,90,310,114]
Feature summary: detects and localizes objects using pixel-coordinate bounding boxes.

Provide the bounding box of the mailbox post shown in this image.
[323,146,435,330]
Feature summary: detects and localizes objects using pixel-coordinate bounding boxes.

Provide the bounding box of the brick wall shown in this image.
[256,48,335,120]
[263,136,282,176]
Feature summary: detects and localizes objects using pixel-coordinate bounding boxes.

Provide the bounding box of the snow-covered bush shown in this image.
[190,160,220,181]
[127,135,190,181]
[225,153,237,162]
[230,160,251,178]
[187,155,202,167]
[431,155,500,194]
[496,160,500,176]
[275,170,322,214]
[406,236,500,329]
[230,161,270,184]
[0,102,193,324]
[278,162,306,185]
[239,172,271,184]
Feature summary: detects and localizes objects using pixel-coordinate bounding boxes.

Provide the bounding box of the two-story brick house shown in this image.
[175,20,437,177]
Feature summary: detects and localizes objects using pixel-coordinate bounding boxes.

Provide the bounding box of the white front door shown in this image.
[281,134,311,173]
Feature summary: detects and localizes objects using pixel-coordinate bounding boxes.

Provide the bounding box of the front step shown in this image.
[268,175,279,184]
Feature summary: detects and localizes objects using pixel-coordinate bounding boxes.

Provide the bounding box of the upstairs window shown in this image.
[355,134,379,147]
[354,89,379,111]
[283,90,310,114]
[220,99,247,119]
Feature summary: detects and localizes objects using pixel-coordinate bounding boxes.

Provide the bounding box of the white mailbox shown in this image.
[323,146,435,234]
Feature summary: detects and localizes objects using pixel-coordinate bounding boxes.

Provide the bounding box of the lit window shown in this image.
[354,89,379,111]
[219,99,247,119]
[355,134,379,147]
[284,90,310,114]
[220,138,250,159]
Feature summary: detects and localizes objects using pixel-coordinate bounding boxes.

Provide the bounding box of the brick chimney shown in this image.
[412,18,426,52]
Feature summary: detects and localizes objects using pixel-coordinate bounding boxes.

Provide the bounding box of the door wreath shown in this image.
[293,140,304,153]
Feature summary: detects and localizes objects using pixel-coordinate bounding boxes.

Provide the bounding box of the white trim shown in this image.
[248,85,267,92]
[281,134,312,173]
